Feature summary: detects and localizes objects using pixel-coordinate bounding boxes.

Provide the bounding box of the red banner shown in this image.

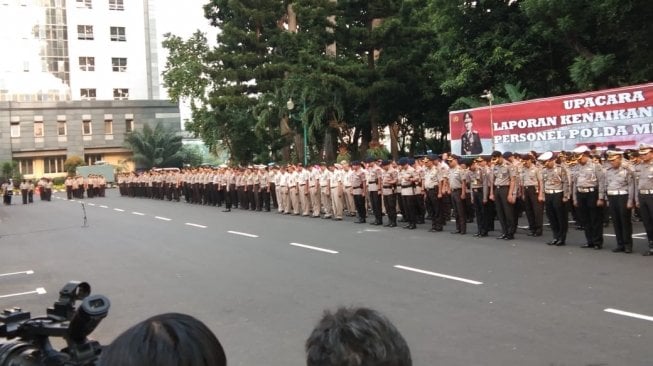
[449,83,653,155]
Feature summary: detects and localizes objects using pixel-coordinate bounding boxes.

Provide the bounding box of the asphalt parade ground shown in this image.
[1,190,652,365]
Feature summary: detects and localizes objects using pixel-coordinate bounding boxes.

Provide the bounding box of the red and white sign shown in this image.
[449,83,653,155]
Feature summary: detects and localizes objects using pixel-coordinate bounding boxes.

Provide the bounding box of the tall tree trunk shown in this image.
[326,0,336,57]
[367,17,383,146]
[280,115,292,162]
[390,121,399,160]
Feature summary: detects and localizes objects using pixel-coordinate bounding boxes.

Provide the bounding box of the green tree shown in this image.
[124,122,183,169]
[64,155,86,176]
[1,161,21,183]
[522,0,653,91]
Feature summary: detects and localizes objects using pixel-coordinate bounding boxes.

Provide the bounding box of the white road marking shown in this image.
[227,231,259,238]
[155,216,172,221]
[632,232,647,236]
[394,265,483,285]
[290,242,338,254]
[114,208,125,212]
[132,211,145,216]
[99,205,108,208]
[185,223,207,228]
[0,270,34,277]
[0,287,47,299]
[604,308,653,322]
[87,203,96,206]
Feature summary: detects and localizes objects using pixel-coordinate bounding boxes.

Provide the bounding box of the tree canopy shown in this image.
[162,0,652,164]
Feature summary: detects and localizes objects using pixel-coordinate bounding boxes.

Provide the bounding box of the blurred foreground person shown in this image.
[306,307,412,366]
[99,313,226,366]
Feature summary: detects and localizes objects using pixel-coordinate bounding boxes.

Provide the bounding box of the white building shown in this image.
[0,0,179,176]
[0,0,160,102]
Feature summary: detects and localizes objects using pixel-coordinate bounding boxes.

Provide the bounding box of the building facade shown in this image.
[0,100,180,179]
[0,0,178,178]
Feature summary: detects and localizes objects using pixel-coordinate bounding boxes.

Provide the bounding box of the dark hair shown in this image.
[305,307,412,366]
[99,313,226,366]
[463,112,473,122]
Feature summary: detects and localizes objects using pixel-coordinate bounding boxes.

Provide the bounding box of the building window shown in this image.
[125,118,134,133]
[111,57,127,72]
[79,56,95,71]
[34,121,44,137]
[18,159,33,175]
[58,121,67,136]
[110,26,126,42]
[109,0,123,10]
[113,88,129,100]
[77,25,94,40]
[10,122,20,137]
[44,156,66,174]
[81,88,96,100]
[83,120,92,135]
[76,0,92,9]
[85,154,103,165]
[104,119,113,134]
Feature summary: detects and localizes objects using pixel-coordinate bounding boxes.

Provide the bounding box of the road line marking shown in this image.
[99,205,108,208]
[0,288,47,299]
[290,242,338,254]
[132,211,145,216]
[155,216,171,221]
[227,230,259,238]
[87,203,96,206]
[114,208,125,212]
[0,270,34,277]
[604,308,653,322]
[185,223,207,228]
[632,232,647,236]
[604,234,616,237]
[394,265,483,285]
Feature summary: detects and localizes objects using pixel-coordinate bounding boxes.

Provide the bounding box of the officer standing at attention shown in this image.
[572,145,606,249]
[365,158,383,225]
[381,160,398,227]
[423,155,442,232]
[635,144,653,256]
[468,157,486,237]
[521,154,544,237]
[319,163,333,219]
[488,151,517,240]
[445,156,467,234]
[398,158,417,229]
[330,163,345,220]
[539,152,570,246]
[604,150,635,253]
[350,161,367,223]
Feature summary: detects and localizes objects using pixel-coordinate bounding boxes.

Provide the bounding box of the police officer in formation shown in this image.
[115,144,653,256]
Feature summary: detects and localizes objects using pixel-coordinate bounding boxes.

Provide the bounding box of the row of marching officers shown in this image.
[115,143,653,256]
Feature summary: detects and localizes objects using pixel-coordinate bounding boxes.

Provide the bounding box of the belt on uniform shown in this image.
[368,181,377,184]
[309,185,316,188]
[524,185,537,189]
[299,184,306,186]
[545,189,563,194]
[494,185,508,189]
[639,189,653,194]
[401,185,413,188]
[452,188,462,192]
[577,187,596,193]
[472,188,482,192]
[426,187,436,191]
[607,190,628,195]
[383,185,394,189]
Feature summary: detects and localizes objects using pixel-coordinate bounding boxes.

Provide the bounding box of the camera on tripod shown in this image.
[0,281,109,366]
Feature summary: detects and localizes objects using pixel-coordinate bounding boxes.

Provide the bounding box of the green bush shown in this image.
[52,177,66,185]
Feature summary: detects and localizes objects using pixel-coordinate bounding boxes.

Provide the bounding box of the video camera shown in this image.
[0,281,109,366]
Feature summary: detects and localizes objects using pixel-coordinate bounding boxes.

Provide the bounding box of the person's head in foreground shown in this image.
[305,307,412,366]
[99,313,226,366]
